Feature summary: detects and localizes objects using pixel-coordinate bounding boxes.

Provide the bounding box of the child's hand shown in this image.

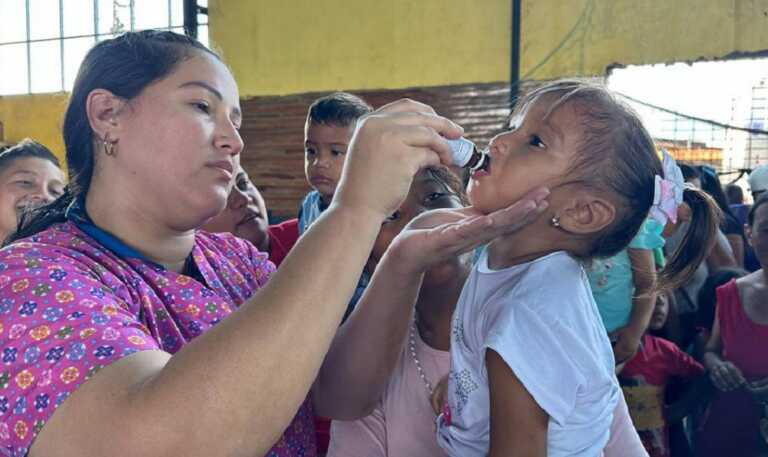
[609,326,642,365]
[387,188,549,275]
[431,375,450,416]
[709,360,747,391]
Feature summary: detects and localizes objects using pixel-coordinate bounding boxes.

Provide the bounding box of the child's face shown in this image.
[304,121,354,202]
[467,96,584,215]
[649,294,669,330]
[366,170,464,274]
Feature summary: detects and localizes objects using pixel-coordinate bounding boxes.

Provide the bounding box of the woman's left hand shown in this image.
[387,187,549,275]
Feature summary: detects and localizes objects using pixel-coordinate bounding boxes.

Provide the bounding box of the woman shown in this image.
[698,195,768,456]
[0,139,65,242]
[0,31,545,457]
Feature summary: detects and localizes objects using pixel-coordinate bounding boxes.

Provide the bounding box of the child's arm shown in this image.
[487,349,548,457]
[613,248,656,364]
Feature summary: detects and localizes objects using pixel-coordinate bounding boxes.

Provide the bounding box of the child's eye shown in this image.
[383,210,401,224]
[305,148,316,156]
[236,179,249,191]
[331,149,346,157]
[529,135,546,148]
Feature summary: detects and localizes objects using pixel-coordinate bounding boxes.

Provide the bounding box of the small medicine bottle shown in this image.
[446,137,489,171]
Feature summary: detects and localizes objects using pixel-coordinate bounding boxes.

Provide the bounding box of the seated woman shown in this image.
[0,138,65,242]
[201,165,298,266]
[0,30,546,457]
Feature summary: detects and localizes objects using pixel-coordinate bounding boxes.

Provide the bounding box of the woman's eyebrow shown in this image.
[179,80,242,121]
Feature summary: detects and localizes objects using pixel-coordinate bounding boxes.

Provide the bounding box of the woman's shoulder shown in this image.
[195,231,274,274]
[0,222,92,262]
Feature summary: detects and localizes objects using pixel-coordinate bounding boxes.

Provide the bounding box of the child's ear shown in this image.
[557,194,616,235]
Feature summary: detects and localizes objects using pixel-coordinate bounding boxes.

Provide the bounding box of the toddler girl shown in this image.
[434,80,720,456]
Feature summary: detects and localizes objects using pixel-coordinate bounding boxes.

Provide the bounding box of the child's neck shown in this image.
[486,228,562,270]
[415,267,470,352]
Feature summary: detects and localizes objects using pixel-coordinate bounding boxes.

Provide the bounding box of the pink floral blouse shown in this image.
[0,221,316,456]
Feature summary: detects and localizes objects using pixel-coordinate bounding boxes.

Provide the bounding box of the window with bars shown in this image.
[0,0,209,95]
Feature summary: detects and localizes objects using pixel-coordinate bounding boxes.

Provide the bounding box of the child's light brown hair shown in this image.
[513,79,721,292]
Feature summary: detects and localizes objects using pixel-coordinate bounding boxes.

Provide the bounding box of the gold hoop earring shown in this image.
[102,134,117,156]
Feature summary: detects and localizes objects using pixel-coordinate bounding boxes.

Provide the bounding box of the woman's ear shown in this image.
[557,194,616,235]
[86,89,126,142]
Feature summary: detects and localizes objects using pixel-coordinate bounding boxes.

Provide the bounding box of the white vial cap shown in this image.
[446,137,475,167]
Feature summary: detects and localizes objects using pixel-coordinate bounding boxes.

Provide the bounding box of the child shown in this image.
[299,92,373,233]
[619,292,705,457]
[0,139,65,243]
[586,218,664,365]
[434,80,720,456]
[299,92,373,455]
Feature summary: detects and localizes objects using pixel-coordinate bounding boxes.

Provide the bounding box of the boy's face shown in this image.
[304,121,354,202]
[467,96,584,215]
[0,157,65,240]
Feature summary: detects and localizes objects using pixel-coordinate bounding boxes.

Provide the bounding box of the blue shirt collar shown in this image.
[65,196,150,261]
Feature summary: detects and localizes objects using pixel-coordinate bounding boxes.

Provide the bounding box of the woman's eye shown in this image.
[193,102,210,114]
[15,180,33,188]
[383,210,401,224]
[425,192,447,202]
[529,135,546,148]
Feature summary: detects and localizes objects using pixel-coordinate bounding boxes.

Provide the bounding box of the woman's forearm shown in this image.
[314,246,425,419]
[136,204,385,454]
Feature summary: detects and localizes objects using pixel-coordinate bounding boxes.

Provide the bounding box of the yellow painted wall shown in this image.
[2,0,767,159]
[521,0,768,80]
[208,0,512,97]
[209,0,768,97]
[0,93,68,163]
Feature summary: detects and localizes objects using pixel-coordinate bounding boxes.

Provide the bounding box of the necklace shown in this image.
[409,320,434,396]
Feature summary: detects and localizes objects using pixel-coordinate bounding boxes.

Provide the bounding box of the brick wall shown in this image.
[239,82,515,219]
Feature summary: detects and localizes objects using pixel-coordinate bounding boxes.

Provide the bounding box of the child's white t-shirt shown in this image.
[436,250,619,456]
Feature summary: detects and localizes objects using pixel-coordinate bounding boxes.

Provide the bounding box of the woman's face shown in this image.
[366,170,464,275]
[201,167,269,251]
[103,51,244,231]
[0,157,65,240]
[748,203,768,267]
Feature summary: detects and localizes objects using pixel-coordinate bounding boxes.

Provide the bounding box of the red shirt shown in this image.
[620,335,704,457]
[267,219,299,267]
[717,279,768,379]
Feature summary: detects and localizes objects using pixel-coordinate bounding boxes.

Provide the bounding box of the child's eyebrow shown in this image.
[543,119,564,143]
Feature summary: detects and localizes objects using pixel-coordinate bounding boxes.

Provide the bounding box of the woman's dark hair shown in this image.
[696,165,741,228]
[511,80,721,292]
[725,183,744,205]
[679,163,700,182]
[424,165,469,205]
[9,30,216,244]
[0,138,61,173]
[695,267,748,332]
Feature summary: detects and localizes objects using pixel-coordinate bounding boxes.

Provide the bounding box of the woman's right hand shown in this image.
[709,359,747,391]
[334,99,464,221]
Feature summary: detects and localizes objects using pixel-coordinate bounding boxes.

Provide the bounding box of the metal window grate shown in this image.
[0,0,209,95]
